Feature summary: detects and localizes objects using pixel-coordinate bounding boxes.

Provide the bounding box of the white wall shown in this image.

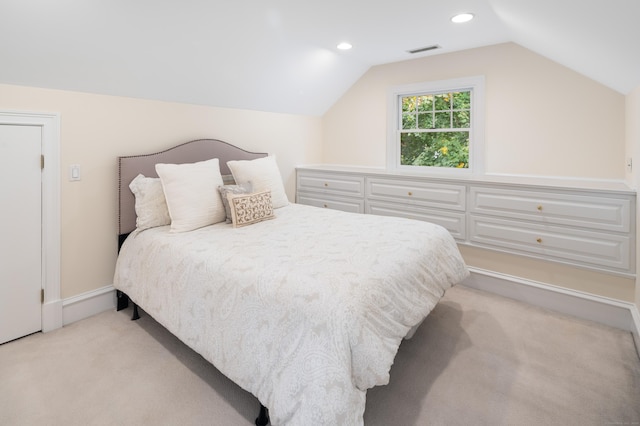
[0,83,323,299]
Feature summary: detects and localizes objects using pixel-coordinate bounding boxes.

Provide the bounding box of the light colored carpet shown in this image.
[1,285,639,425]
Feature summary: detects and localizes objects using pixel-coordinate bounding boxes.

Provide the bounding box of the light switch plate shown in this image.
[70,164,81,181]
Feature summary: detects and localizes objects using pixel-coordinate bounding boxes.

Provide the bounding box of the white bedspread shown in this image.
[113,203,468,425]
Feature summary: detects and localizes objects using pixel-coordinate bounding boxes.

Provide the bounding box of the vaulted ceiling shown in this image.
[1,0,638,116]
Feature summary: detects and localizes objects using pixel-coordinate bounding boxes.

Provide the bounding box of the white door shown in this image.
[0,124,42,344]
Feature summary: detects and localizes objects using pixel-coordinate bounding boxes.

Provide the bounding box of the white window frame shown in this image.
[386,75,485,175]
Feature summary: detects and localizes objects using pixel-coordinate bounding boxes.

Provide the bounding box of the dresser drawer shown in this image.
[469,215,632,272]
[366,200,465,241]
[366,177,466,211]
[470,186,631,233]
[297,194,364,214]
[297,172,364,197]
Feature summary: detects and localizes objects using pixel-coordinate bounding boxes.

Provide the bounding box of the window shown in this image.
[387,76,485,175]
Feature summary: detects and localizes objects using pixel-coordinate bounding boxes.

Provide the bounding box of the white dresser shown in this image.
[296,166,636,277]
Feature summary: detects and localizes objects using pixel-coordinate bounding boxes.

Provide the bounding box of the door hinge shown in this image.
[41,154,44,170]
[41,289,45,304]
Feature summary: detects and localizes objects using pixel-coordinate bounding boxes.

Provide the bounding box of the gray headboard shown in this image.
[118,139,267,237]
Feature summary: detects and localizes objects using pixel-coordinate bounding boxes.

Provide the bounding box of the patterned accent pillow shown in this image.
[227,190,275,228]
[218,182,253,223]
[129,174,171,231]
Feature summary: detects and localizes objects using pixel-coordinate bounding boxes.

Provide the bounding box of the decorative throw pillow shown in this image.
[227,190,275,228]
[227,156,289,209]
[218,182,253,223]
[129,174,171,231]
[155,158,226,232]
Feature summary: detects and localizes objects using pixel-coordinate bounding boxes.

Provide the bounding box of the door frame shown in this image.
[0,111,62,332]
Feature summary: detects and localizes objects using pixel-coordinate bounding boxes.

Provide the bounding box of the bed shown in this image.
[113,139,469,425]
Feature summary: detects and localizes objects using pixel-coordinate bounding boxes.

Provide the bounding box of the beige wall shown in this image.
[322,42,635,302]
[0,83,323,299]
[627,85,640,307]
[323,42,625,179]
[1,42,635,306]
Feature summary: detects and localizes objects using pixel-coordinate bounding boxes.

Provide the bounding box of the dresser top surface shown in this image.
[296,164,636,195]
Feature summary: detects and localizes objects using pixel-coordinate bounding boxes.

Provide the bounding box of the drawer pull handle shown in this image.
[537,205,543,211]
[324,183,328,187]
[323,204,328,208]
[536,238,542,243]
[408,191,413,196]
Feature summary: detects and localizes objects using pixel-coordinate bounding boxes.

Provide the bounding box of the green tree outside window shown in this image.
[400,90,471,168]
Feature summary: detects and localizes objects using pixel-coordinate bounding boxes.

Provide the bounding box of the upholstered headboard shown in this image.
[118,139,267,239]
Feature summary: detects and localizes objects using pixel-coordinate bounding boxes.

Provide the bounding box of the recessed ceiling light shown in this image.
[451,13,474,23]
[337,42,352,50]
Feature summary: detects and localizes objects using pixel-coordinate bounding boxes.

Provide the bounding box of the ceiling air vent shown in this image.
[407,45,441,54]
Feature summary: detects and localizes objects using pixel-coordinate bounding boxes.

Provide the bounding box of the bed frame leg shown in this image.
[116,290,140,321]
[116,290,129,311]
[255,404,269,426]
[132,303,140,321]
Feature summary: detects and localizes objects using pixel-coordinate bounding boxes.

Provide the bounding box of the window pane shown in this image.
[402,96,416,113]
[417,112,433,129]
[400,131,469,168]
[416,95,433,112]
[390,76,483,173]
[434,112,451,128]
[452,111,470,128]
[434,93,451,111]
[452,91,471,109]
[402,113,416,129]
[400,132,426,166]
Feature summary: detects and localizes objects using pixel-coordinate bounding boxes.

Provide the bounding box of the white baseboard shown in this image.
[42,299,63,333]
[630,305,640,357]
[50,276,640,357]
[463,267,638,334]
[62,285,116,326]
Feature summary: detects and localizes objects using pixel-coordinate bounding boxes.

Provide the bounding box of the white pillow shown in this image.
[155,158,226,232]
[129,174,171,231]
[227,156,289,208]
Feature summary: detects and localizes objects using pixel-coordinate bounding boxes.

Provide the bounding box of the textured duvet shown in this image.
[113,203,468,425]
